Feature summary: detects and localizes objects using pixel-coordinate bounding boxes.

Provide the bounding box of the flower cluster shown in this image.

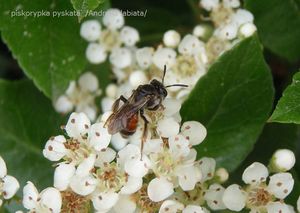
[0,156,19,207]
[54,72,101,121]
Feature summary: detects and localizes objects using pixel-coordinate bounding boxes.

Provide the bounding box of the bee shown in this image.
[105,66,187,152]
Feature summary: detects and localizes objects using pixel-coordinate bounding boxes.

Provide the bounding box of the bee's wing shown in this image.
[105,96,151,134]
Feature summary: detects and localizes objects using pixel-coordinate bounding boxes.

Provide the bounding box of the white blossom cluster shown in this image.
[54,72,101,121]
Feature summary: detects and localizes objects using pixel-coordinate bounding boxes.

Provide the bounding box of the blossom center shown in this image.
[100,29,121,51]
[61,191,89,213]
[247,186,272,207]
[134,185,162,212]
[172,55,197,78]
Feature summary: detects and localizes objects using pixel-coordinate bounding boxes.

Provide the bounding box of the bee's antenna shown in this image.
[162,65,167,85]
[165,84,188,88]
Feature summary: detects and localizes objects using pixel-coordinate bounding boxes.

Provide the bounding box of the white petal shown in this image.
[136,47,153,69]
[2,175,20,199]
[120,26,140,46]
[117,144,140,168]
[80,20,101,42]
[163,30,181,48]
[129,70,148,88]
[268,173,294,199]
[272,149,296,172]
[23,181,39,210]
[110,47,132,69]
[215,168,229,183]
[43,136,67,161]
[147,177,174,202]
[218,24,238,40]
[177,165,199,191]
[54,95,73,113]
[124,156,150,178]
[222,184,246,211]
[103,9,124,30]
[267,202,290,213]
[65,112,91,138]
[153,47,176,70]
[92,191,119,211]
[178,34,204,55]
[180,121,207,145]
[70,174,97,196]
[105,84,118,98]
[204,184,226,210]
[159,200,184,213]
[162,98,181,117]
[78,72,99,92]
[0,155,7,178]
[121,176,143,194]
[101,97,115,113]
[88,122,111,151]
[199,0,219,11]
[242,162,269,185]
[40,187,62,213]
[143,138,163,155]
[157,117,180,138]
[114,195,136,213]
[86,43,107,64]
[223,0,240,8]
[111,133,129,151]
[231,9,254,26]
[54,163,75,191]
[168,134,190,157]
[76,154,96,176]
[78,105,98,122]
[198,157,216,182]
[183,205,205,213]
[95,147,116,167]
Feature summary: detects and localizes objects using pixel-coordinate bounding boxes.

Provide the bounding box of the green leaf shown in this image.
[245,0,300,62]
[71,0,105,21]
[0,79,64,190]
[180,36,274,171]
[271,72,300,123]
[0,0,87,98]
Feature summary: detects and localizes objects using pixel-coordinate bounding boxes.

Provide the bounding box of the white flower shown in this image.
[178,34,204,55]
[54,163,76,191]
[163,30,181,48]
[231,9,254,26]
[222,184,247,211]
[0,156,7,178]
[120,26,140,46]
[271,149,296,172]
[70,173,97,196]
[180,121,207,145]
[239,22,256,38]
[43,135,67,161]
[86,43,107,64]
[65,112,91,139]
[109,47,132,69]
[200,0,219,11]
[147,177,174,202]
[159,200,184,213]
[223,0,240,8]
[136,47,154,68]
[80,20,101,42]
[204,184,226,210]
[23,182,62,213]
[153,47,177,70]
[129,70,148,87]
[103,9,124,30]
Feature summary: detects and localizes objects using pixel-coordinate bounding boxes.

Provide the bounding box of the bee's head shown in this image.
[150,79,168,98]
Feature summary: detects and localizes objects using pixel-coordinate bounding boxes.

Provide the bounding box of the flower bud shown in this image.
[80,20,101,42]
[109,47,132,69]
[103,9,124,30]
[239,22,256,38]
[120,26,140,46]
[270,149,296,172]
[215,167,229,183]
[86,43,107,64]
[163,30,181,48]
[193,24,213,40]
[129,70,148,87]
[106,84,118,98]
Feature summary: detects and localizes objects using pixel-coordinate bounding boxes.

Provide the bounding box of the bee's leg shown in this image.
[140,109,149,160]
[112,95,128,112]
